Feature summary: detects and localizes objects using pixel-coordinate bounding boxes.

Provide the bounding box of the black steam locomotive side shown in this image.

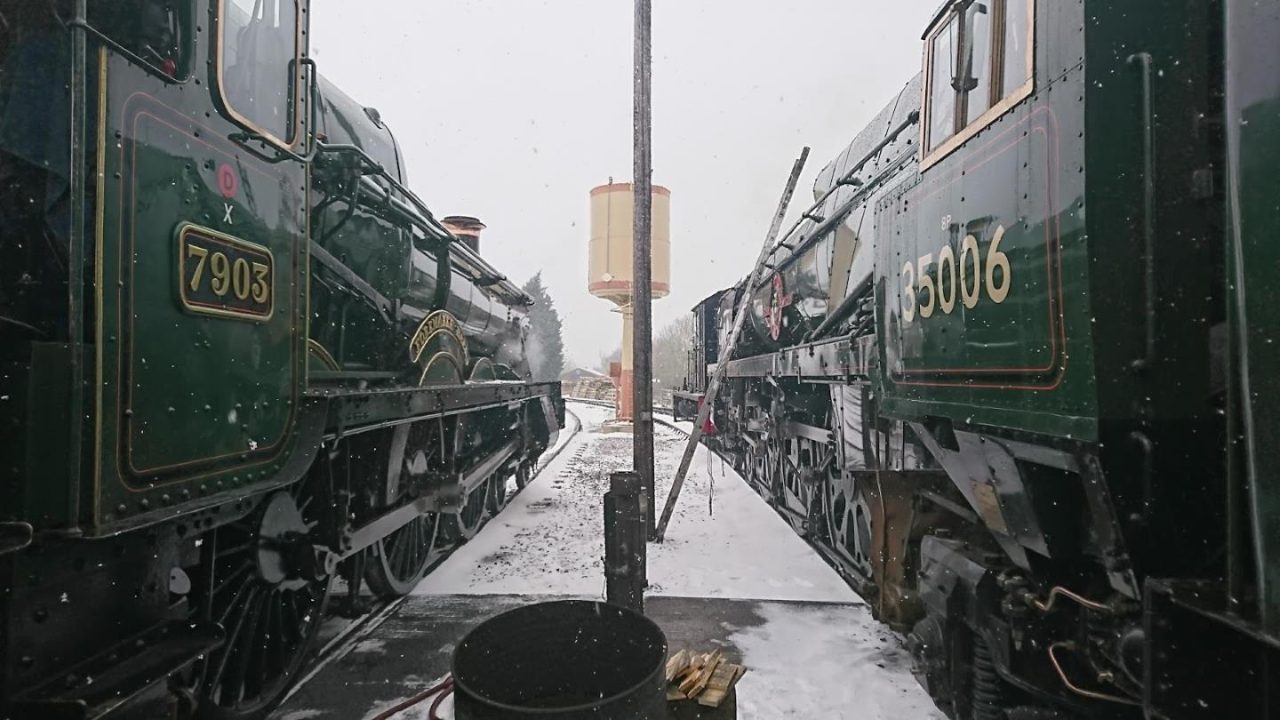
[681,1,1280,718]
[0,2,560,718]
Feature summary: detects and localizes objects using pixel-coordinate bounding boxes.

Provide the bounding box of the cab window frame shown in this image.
[920,0,1035,171]
[214,0,307,151]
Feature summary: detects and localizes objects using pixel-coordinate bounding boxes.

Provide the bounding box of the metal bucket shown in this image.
[452,600,668,719]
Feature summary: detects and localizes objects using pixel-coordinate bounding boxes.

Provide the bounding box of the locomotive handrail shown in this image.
[805,276,874,341]
[228,58,322,165]
[752,147,916,295]
[1128,52,1157,371]
[762,109,920,269]
[315,142,532,306]
[64,15,183,84]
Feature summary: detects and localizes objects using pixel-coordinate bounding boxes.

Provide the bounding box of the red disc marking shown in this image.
[217,163,238,199]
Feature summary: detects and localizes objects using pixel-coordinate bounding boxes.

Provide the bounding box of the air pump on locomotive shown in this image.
[675,1,1280,718]
[0,1,562,718]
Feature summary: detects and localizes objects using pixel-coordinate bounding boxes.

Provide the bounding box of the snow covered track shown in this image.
[272,402,941,719]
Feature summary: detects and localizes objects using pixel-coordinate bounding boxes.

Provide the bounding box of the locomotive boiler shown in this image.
[0,2,561,718]
[682,1,1280,718]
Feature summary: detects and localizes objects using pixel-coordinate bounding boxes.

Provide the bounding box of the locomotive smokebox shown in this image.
[452,600,668,719]
[443,215,487,253]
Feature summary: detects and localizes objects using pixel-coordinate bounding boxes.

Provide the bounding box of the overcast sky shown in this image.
[311,1,937,368]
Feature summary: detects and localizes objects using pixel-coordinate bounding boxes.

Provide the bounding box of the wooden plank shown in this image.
[679,650,722,698]
[666,649,692,683]
[697,662,745,708]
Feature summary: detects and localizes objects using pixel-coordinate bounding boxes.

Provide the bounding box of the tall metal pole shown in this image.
[655,148,810,543]
[632,0,656,539]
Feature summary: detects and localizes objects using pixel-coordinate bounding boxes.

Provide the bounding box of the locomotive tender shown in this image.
[681,1,1280,717]
[0,1,562,718]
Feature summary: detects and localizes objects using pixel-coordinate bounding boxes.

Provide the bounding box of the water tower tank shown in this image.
[588,183,671,307]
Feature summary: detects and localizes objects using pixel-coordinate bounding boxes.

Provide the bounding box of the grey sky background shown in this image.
[312,1,937,368]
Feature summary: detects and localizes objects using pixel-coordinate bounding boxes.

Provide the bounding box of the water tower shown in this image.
[588,182,671,421]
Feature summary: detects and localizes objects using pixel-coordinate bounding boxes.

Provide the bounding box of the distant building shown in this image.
[560,367,617,403]
[560,366,608,382]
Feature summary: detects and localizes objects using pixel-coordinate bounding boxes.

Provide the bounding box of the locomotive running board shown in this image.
[722,334,875,380]
[307,380,561,439]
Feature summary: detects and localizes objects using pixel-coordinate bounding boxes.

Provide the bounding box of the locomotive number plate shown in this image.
[177,223,274,321]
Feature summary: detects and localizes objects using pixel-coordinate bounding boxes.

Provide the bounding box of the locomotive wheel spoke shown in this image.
[213,560,253,601]
[194,486,331,720]
[216,542,255,559]
[365,513,442,599]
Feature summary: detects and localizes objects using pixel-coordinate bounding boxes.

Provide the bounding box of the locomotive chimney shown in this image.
[442,215,486,254]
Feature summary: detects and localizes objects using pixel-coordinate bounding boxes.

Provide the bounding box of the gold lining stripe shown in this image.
[307,338,339,371]
[418,351,463,386]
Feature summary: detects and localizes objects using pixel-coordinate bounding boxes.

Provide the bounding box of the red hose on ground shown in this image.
[369,675,455,720]
[428,683,455,719]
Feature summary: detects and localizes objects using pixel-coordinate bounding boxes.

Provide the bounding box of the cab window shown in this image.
[219,0,302,146]
[926,13,958,153]
[922,0,1034,169]
[91,1,190,79]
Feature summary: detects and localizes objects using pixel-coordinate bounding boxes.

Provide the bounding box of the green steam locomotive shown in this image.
[0,2,561,718]
[680,1,1280,717]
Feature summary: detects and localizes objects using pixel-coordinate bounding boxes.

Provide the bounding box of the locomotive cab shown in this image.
[0,0,208,347]
[0,3,561,718]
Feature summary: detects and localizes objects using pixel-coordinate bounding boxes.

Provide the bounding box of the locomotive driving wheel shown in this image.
[486,470,512,515]
[366,419,450,599]
[446,479,490,542]
[195,482,331,720]
[365,513,443,599]
[440,415,490,543]
[513,461,533,491]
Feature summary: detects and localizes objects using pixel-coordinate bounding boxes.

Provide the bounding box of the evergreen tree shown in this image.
[521,273,565,382]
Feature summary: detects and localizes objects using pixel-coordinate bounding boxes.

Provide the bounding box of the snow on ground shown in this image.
[733,602,945,719]
[414,401,857,603]
[373,400,941,719]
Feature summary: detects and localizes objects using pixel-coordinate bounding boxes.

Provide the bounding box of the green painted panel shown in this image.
[885,111,1060,381]
[95,52,306,523]
[876,92,1097,441]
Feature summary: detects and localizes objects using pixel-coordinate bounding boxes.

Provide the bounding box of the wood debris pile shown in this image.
[664,648,747,708]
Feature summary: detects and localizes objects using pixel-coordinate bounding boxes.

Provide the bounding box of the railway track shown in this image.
[280,406,585,708]
[280,399,866,716]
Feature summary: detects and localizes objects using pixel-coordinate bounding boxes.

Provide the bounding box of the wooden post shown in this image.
[605,471,646,613]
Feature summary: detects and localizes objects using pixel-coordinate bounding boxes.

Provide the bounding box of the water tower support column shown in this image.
[619,305,635,421]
